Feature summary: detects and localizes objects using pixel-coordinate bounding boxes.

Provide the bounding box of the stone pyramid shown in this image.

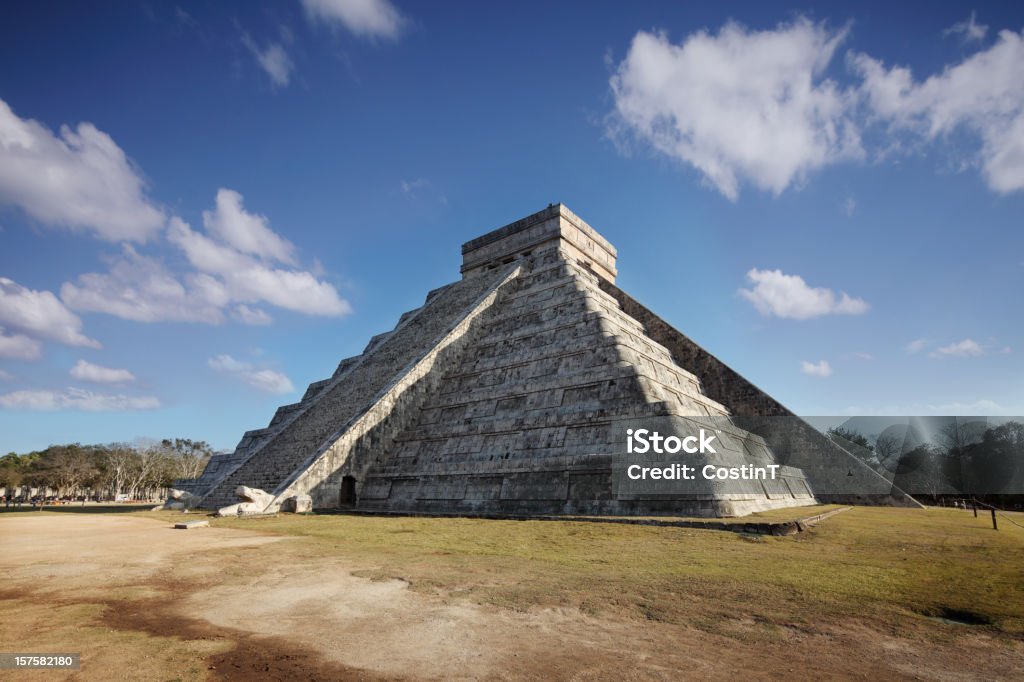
[184,205,909,517]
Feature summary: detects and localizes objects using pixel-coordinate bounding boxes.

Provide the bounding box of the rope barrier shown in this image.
[970,498,1024,530]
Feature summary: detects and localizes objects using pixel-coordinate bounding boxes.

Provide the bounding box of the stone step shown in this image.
[201,267,513,506]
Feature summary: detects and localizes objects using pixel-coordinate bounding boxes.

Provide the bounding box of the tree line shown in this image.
[0,438,212,501]
[827,420,1024,508]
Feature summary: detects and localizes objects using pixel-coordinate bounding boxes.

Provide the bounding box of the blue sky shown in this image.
[0,1,1021,453]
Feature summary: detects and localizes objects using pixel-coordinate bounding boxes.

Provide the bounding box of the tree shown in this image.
[826,426,880,469]
[101,444,138,499]
[2,437,216,501]
[934,420,988,452]
[826,427,873,451]
[0,457,24,492]
[961,421,1024,495]
[126,446,162,500]
[892,444,951,497]
[30,445,100,497]
[873,433,903,472]
[160,438,213,482]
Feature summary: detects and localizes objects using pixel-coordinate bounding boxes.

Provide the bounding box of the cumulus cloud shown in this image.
[302,0,406,39]
[62,191,351,324]
[241,35,294,88]
[852,28,1024,194]
[168,216,350,317]
[231,304,272,325]
[943,12,988,43]
[609,19,861,200]
[0,332,41,360]
[609,17,1024,197]
[202,188,296,264]
[801,360,833,377]
[0,98,164,242]
[61,245,228,323]
[208,354,294,394]
[0,387,159,411]
[929,338,984,358]
[0,277,99,353]
[738,268,869,319]
[69,359,135,384]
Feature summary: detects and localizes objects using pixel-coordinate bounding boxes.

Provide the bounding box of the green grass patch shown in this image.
[135,506,1023,640]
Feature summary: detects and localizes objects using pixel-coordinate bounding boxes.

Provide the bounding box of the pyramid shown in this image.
[183,205,913,517]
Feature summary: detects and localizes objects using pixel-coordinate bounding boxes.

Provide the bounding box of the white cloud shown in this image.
[63,191,351,324]
[208,354,294,394]
[302,0,406,40]
[0,332,41,360]
[0,387,160,411]
[850,351,873,361]
[841,196,856,216]
[608,19,861,200]
[69,359,135,384]
[905,338,929,354]
[0,369,11,381]
[801,360,833,377]
[168,214,351,317]
[609,18,1024,197]
[0,277,99,351]
[943,12,988,43]
[852,28,1024,193]
[241,35,294,88]
[231,305,272,325]
[929,338,984,358]
[0,98,164,242]
[202,188,296,264]
[207,354,249,373]
[738,268,869,319]
[61,245,228,324]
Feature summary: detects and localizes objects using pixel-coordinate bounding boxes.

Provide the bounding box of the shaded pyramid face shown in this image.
[187,205,908,517]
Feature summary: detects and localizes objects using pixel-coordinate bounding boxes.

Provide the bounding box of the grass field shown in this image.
[203,505,1024,638]
[2,504,1022,679]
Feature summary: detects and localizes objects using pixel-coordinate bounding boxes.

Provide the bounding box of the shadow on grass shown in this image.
[0,504,156,514]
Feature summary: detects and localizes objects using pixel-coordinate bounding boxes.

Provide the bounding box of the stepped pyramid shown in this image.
[184,205,909,517]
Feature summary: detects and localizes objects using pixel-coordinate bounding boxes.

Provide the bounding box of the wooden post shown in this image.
[991,509,998,531]
[973,500,978,517]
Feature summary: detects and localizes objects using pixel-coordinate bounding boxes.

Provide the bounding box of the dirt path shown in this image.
[1,514,1021,680]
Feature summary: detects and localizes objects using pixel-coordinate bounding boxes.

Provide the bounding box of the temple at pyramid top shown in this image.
[461,203,618,283]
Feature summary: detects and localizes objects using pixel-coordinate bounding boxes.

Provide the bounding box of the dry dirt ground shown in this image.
[1,512,1022,681]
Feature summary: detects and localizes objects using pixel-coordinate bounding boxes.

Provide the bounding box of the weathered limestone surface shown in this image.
[215,485,276,517]
[596,282,918,507]
[184,204,910,516]
[277,266,522,508]
[281,494,313,513]
[157,488,203,511]
[351,247,812,517]
[201,263,519,510]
